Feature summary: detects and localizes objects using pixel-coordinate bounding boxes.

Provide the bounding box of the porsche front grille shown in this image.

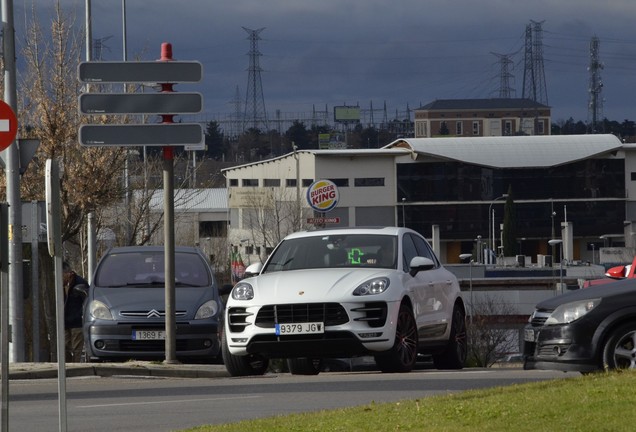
[255,303,349,328]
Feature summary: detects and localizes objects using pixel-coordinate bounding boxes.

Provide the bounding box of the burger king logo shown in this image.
[307,179,339,213]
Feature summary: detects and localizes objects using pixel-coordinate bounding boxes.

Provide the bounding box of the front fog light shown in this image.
[358,332,382,338]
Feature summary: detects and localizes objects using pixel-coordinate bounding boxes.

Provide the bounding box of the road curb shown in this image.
[8,363,229,380]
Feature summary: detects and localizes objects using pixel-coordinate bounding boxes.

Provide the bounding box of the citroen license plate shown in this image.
[275,322,324,336]
[133,329,166,340]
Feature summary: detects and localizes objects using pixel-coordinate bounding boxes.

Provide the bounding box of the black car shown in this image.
[523,278,636,372]
[83,246,224,362]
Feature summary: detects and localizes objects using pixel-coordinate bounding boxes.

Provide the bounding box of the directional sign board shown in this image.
[78,61,202,83]
[79,124,203,147]
[79,93,202,114]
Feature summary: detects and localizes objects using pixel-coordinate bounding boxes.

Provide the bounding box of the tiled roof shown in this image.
[418,98,550,111]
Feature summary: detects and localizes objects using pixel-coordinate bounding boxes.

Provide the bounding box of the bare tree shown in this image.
[16,3,127,247]
[0,3,131,360]
[467,294,519,367]
[242,186,308,261]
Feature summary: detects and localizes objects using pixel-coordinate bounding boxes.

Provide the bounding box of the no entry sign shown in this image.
[0,100,18,152]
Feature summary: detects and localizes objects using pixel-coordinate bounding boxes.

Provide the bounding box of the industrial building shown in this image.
[222,134,633,267]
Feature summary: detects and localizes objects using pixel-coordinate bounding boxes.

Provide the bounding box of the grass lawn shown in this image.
[181,370,636,431]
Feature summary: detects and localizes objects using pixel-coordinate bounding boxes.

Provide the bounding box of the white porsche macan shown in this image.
[222,226,467,376]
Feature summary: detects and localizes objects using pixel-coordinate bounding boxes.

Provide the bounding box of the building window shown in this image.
[472,121,480,135]
[302,179,314,187]
[330,178,349,187]
[229,179,238,187]
[504,121,512,136]
[242,179,259,187]
[354,177,384,187]
[199,221,227,237]
[631,172,636,181]
[263,179,280,187]
[286,178,297,187]
[415,121,428,137]
[537,120,545,135]
[456,121,463,136]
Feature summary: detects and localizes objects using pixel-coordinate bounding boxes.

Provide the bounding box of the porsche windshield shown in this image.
[263,234,397,273]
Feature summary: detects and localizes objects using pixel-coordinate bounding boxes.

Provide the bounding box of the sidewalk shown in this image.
[8,361,230,380]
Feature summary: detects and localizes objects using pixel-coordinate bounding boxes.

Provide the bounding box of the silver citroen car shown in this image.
[83,246,223,362]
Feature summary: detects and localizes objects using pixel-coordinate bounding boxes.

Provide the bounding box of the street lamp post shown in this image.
[459,253,473,325]
[548,239,563,294]
[487,194,508,265]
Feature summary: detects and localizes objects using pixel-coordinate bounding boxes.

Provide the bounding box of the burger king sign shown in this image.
[307,179,339,213]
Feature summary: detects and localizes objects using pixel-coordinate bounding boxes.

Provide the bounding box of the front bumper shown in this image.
[225,300,400,358]
[85,321,221,361]
[523,322,599,372]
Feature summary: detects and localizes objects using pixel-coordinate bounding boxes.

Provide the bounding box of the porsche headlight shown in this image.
[232,282,254,301]
[195,300,219,319]
[90,300,113,320]
[545,298,601,325]
[353,277,390,296]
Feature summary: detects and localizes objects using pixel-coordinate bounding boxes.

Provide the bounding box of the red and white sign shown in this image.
[0,100,18,152]
[306,179,339,212]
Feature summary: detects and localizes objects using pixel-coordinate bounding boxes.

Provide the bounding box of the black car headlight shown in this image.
[353,277,390,296]
[545,298,601,325]
[195,300,219,319]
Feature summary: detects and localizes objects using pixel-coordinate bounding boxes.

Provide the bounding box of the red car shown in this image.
[583,257,636,287]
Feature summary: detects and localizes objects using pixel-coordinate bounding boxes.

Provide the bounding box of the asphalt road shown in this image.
[7,368,575,431]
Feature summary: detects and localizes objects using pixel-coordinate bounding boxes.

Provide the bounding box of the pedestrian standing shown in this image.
[63,262,88,362]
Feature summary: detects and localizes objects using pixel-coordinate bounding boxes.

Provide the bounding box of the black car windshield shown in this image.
[95,251,211,287]
[262,234,397,273]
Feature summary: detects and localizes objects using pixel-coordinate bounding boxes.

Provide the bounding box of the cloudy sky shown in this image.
[18,0,636,124]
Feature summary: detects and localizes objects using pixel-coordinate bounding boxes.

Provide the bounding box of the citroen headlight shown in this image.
[195,300,219,319]
[232,282,254,301]
[545,298,601,325]
[90,300,113,320]
[353,277,390,296]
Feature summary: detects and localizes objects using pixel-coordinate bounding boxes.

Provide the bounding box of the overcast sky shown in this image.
[19,1,636,124]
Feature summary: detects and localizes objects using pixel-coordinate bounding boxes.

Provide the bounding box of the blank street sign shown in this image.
[79,93,203,114]
[79,124,203,147]
[78,61,202,83]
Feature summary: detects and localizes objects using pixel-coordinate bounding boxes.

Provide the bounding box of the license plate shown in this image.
[133,330,166,340]
[275,322,324,336]
[524,328,535,342]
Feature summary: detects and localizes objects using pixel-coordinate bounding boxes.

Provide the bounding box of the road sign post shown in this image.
[79,124,203,146]
[78,54,204,149]
[79,93,202,115]
[78,61,202,83]
[77,43,204,364]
